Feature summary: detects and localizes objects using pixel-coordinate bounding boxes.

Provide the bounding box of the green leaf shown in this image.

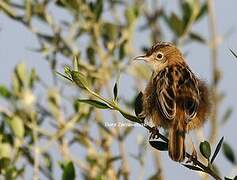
[119,40,127,60]
[120,111,140,123]
[0,85,11,98]
[149,141,168,151]
[165,13,184,37]
[196,2,207,21]
[230,48,237,59]
[113,82,118,101]
[86,46,95,65]
[199,141,211,160]
[221,107,233,125]
[62,161,75,180]
[211,137,224,164]
[181,1,192,26]
[9,116,25,139]
[134,92,144,118]
[125,6,138,26]
[94,0,103,21]
[182,164,203,171]
[0,143,11,158]
[101,22,117,43]
[189,32,206,43]
[222,142,236,164]
[0,157,10,170]
[73,55,80,72]
[77,99,111,109]
[71,71,89,89]
[107,156,121,164]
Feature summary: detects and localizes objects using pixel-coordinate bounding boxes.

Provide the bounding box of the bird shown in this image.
[134,42,210,162]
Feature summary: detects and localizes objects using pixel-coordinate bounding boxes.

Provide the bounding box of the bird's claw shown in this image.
[186,147,197,164]
[149,127,160,140]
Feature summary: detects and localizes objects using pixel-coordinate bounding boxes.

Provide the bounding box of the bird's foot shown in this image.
[149,126,160,140]
[186,144,197,164]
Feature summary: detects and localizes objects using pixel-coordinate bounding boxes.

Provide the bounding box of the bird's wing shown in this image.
[155,64,200,121]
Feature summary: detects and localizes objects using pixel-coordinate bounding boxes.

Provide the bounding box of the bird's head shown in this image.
[134,42,184,72]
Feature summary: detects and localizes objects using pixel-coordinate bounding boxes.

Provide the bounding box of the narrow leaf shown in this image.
[221,107,233,125]
[168,13,184,37]
[211,137,224,164]
[120,111,140,123]
[149,141,168,151]
[56,72,73,82]
[77,99,111,109]
[113,82,118,101]
[222,142,236,164]
[0,85,11,98]
[182,164,203,172]
[229,48,237,59]
[134,92,143,118]
[189,32,206,43]
[196,2,207,21]
[71,71,88,89]
[62,161,75,180]
[199,141,211,160]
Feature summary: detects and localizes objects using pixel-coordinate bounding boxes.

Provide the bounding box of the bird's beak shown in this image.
[133,55,149,62]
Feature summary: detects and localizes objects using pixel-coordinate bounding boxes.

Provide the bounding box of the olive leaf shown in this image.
[200,141,211,160]
[210,136,224,164]
[77,99,111,109]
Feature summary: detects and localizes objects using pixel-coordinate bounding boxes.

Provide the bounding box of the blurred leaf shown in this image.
[113,82,118,101]
[71,71,89,89]
[29,69,39,88]
[134,92,143,118]
[77,99,111,109]
[221,107,233,125]
[182,164,203,171]
[196,2,208,21]
[189,32,206,43]
[0,157,10,170]
[164,13,184,37]
[229,48,237,59]
[107,156,121,164]
[14,63,27,91]
[0,85,11,98]
[149,140,168,151]
[42,152,53,172]
[94,0,103,21]
[181,1,192,26]
[86,46,95,65]
[62,161,75,180]
[211,137,224,164]
[200,141,211,160]
[9,116,25,139]
[101,22,117,44]
[119,40,127,60]
[222,142,236,164]
[125,6,138,26]
[0,143,11,158]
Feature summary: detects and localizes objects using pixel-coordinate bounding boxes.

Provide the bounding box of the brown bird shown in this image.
[134,42,210,162]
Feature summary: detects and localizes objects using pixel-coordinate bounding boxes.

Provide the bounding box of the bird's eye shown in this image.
[156,52,164,60]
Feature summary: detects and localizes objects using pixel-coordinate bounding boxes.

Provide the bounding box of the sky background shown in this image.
[0,0,237,179]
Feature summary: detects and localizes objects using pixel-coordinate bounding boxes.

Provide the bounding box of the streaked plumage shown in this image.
[134,42,210,162]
